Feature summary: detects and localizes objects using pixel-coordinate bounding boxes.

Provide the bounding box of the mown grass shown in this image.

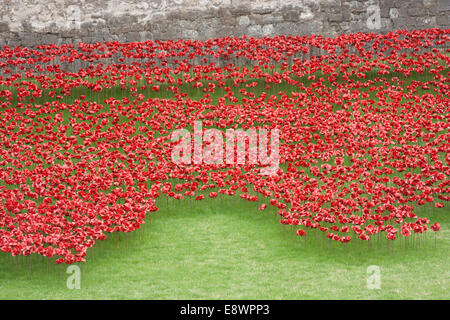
[0,195,448,299]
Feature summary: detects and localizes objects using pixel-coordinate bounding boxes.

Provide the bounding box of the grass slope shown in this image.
[0,195,448,299]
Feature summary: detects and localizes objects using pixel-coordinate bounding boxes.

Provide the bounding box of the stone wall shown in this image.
[0,0,449,46]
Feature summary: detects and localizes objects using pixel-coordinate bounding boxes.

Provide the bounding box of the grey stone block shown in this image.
[125,32,141,43]
[0,22,9,32]
[438,0,450,10]
[329,13,344,23]
[282,9,299,22]
[250,13,283,25]
[436,15,448,25]
[230,6,251,16]
[407,4,425,17]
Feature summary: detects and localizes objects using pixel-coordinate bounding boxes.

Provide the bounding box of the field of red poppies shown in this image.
[0,28,448,267]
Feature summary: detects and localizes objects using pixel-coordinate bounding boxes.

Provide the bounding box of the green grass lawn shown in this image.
[0,195,448,299]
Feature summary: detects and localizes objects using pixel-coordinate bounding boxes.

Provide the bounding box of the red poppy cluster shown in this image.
[0,28,448,263]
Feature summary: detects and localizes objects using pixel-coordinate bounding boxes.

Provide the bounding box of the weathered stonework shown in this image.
[0,0,448,47]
